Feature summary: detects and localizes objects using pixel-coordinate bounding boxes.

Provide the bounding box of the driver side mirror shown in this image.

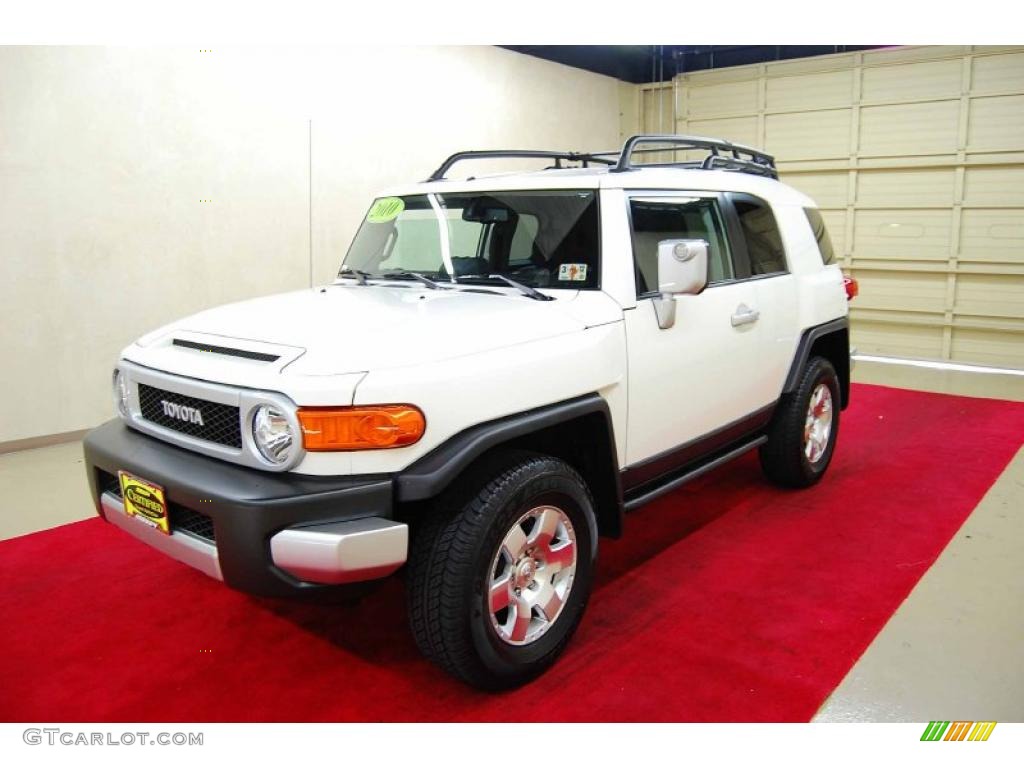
[653,239,709,329]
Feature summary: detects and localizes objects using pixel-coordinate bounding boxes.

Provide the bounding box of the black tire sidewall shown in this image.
[467,472,595,683]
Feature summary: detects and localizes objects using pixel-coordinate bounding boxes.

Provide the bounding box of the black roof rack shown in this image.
[427,150,616,182]
[427,134,777,182]
[610,134,777,179]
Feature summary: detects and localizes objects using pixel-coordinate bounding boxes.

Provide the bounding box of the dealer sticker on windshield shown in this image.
[367,197,405,223]
[558,263,588,282]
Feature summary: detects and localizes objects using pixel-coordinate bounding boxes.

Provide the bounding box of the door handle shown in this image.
[731,303,760,327]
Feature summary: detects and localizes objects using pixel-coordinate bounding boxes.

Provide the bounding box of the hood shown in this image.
[124,283,622,385]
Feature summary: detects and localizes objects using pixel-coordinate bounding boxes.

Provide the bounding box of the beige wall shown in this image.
[0,46,622,443]
[631,46,1024,370]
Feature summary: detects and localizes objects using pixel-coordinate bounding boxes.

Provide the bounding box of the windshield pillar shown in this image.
[427,193,456,283]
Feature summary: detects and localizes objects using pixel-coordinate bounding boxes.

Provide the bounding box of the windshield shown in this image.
[341,190,600,290]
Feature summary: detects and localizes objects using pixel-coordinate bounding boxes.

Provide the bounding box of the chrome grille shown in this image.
[137,383,242,449]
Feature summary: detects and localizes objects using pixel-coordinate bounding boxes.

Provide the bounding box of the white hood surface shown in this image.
[125,284,623,386]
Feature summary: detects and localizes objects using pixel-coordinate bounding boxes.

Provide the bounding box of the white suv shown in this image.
[84,134,854,689]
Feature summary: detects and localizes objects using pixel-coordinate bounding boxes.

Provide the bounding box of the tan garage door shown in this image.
[635,46,1024,369]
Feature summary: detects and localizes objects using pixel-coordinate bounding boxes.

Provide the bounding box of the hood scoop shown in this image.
[124,330,308,388]
[172,338,280,363]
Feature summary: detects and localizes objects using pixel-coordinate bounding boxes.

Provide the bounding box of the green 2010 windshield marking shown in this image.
[367,197,404,223]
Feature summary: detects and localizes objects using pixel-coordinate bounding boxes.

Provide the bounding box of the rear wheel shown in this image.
[406,451,597,690]
[760,355,841,488]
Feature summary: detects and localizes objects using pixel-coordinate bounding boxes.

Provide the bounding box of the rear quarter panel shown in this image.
[775,202,848,330]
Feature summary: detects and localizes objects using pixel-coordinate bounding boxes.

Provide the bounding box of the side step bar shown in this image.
[623,436,767,512]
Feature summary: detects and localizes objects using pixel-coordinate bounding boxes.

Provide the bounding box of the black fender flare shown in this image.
[782,317,850,408]
[396,393,624,537]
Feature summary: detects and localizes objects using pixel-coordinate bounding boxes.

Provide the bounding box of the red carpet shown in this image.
[1,384,1022,722]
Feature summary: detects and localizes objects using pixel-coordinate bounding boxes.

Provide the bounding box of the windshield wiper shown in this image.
[376,270,443,290]
[338,265,371,285]
[485,274,554,302]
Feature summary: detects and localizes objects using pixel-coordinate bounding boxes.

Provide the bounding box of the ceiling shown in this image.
[502,45,887,83]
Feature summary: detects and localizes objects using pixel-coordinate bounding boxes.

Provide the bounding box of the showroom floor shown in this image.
[815,359,1024,722]
[1,359,1021,721]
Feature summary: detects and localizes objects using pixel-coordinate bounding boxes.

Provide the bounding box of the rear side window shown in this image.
[731,195,787,276]
[804,208,835,265]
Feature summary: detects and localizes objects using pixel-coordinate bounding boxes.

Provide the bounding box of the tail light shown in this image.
[843,276,859,301]
[298,405,425,451]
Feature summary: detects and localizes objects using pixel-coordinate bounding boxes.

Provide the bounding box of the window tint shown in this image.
[629,197,733,295]
[732,196,787,275]
[508,214,539,266]
[804,208,835,265]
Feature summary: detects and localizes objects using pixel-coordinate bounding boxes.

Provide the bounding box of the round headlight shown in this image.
[113,369,129,418]
[252,404,295,465]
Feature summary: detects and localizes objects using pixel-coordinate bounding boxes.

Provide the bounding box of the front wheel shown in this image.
[406,451,597,690]
[760,355,841,488]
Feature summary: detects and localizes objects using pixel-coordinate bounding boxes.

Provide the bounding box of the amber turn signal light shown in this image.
[297,405,426,451]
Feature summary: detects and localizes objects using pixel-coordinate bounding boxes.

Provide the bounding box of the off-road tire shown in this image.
[760,355,841,488]
[406,450,597,690]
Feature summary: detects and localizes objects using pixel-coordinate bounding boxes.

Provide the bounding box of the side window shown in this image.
[804,207,835,265]
[731,195,787,276]
[629,197,733,295]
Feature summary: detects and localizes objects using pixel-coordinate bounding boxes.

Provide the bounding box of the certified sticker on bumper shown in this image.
[118,471,170,535]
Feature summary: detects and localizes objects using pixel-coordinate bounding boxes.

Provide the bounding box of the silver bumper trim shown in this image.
[270,517,408,585]
[100,492,223,581]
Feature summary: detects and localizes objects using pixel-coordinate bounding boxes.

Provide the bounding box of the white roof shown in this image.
[380,165,817,208]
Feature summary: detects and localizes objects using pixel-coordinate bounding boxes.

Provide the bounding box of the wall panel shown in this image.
[641,45,1024,368]
[0,46,622,442]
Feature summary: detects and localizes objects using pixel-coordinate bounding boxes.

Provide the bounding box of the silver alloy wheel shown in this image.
[487,505,577,646]
[804,383,834,464]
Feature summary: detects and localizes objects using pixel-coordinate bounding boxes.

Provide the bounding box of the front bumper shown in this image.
[84,419,407,597]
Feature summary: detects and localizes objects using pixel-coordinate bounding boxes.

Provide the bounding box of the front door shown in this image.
[623,192,770,469]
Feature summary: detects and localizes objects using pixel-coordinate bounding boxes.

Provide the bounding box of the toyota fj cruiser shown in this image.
[84,134,855,690]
